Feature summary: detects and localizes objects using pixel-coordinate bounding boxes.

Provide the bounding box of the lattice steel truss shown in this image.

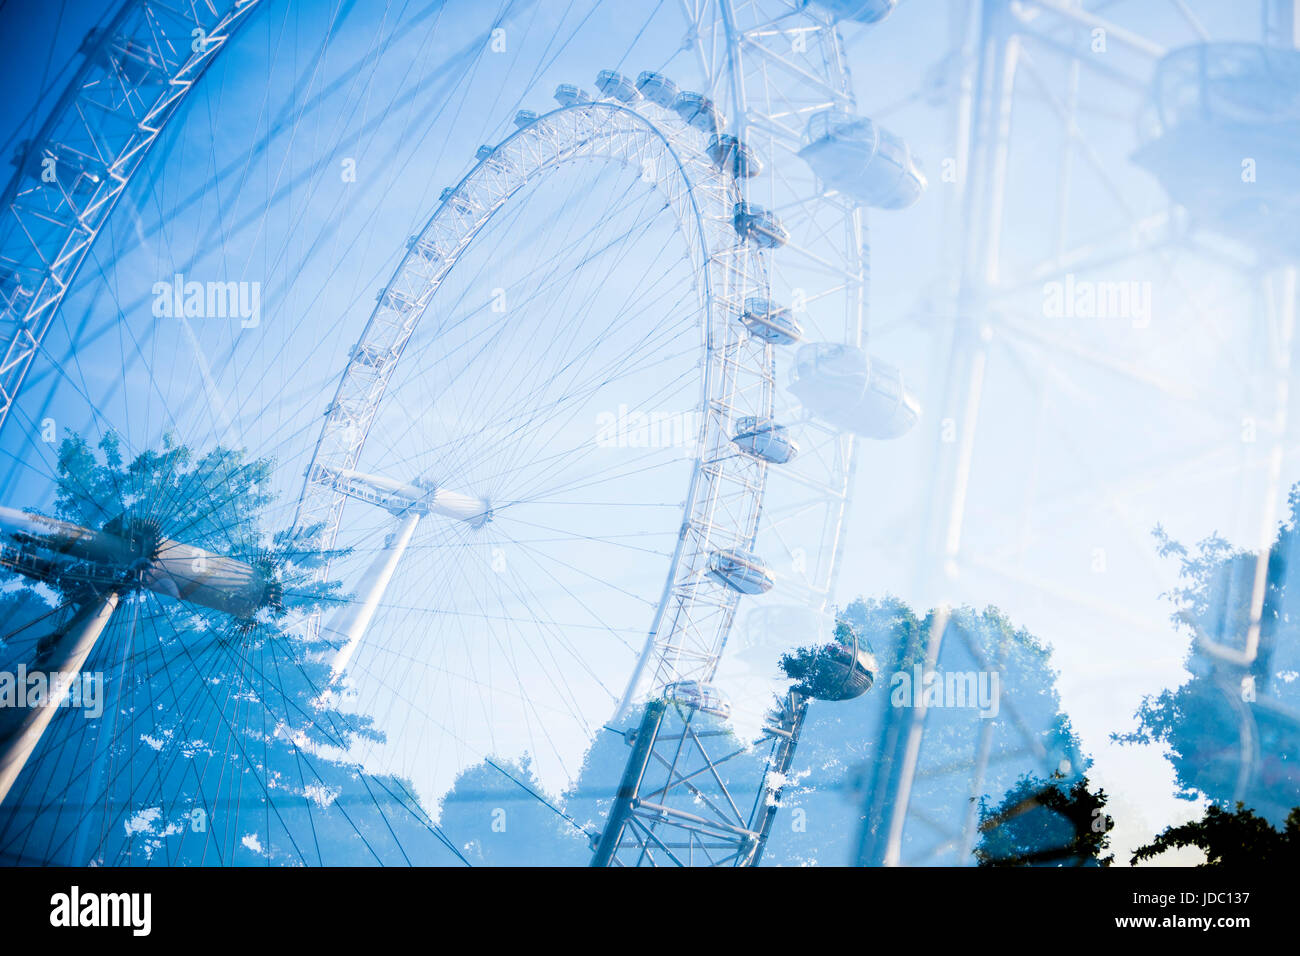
[591,690,808,866]
[0,0,263,434]
[871,0,1300,866]
[592,0,878,867]
[684,0,867,616]
[296,98,776,694]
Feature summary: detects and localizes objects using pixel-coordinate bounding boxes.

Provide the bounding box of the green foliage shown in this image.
[975,773,1113,867]
[0,432,457,865]
[764,596,1088,866]
[1117,495,1300,825]
[43,431,346,623]
[438,754,588,865]
[1131,803,1300,866]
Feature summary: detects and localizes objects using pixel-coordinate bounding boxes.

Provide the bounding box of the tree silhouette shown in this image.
[1131,802,1300,866]
[762,597,1088,866]
[1117,486,1300,826]
[437,754,589,866]
[975,772,1113,866]
[355,594,1089,866]
[0,432,462,865]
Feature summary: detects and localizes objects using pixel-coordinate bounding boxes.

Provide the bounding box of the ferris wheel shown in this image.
[0,0,924,866]
[861,0,1300,867]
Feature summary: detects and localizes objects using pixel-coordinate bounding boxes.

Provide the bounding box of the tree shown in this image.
[0,432,462,865]
[417,596,1089,866]
[779,618,871,701]
[975,772,1113,866]
[1116,488,1300,826]
[761,597,1089,866]
[438,754,589,866]
[1131,803,1300,866]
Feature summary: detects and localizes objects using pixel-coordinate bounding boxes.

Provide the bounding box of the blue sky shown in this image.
[1,0,1294,863]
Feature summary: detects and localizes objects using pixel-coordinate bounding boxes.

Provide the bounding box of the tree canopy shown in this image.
[975,772,1113,866]
[1117,486,1300,826]
[1131,802,1300,866]
[0,432,462,865]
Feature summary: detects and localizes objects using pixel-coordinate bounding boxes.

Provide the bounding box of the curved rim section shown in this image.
[693,2,866,616]
[294,99,776,704]
[0,0,265,435]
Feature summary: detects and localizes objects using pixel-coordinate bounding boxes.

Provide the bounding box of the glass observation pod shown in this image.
[18,141,103,195]
[707,134,762,179]
[595,69,641,103]
[438,186,475,216]
[672,91,724,135]
[475,144,510,172]
[741,297,802,345]
[731,416,798,464]
[406,235,440,265]
[708,548,776,595]
[513,109,538,128]
[665,680,733,719]
[799,626,877,702]
[1133,43,1300,260]
[0,270,32,314]
[788,342,920,439]
[376,286,417,312]
[553,83,591,107]
[733,203,789,249]
[348,341,392,371]
[636,71,679,108]
[807,0,897,23]
[81,29,166,85]
[799,109,926,210]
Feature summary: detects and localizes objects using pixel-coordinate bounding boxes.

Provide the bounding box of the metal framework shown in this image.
[0,506,270,806]
[0,0,264,435]
[591,0,889,866]
[871,0,1300,866]
[592,690,808,866]
[295,98,783,700]
[685,0,866,620]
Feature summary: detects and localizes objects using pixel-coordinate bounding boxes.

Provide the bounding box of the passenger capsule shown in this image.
[348,341,394,371]
[707,134,762,178]
[513,109,538,128]
[672,92,723,134]
[733,203,789,249]
[665,680,732,719]
[596,69,640,103]
[742,297,802,345]
[708,549,775,595]
[636,71,679,108]
[406,236,441,264]
[439,187,475,216]
[0,269,33,314]
[17,141,104,196]
[799,110,926,209]
[788,342,919,439]
[1133,43,1300,259]
[81,28,166,85]
[731,416,798,464]
[554,83,591,107]
[806,0,897,23]
[784,623,877,702]
[376,287,417,311]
